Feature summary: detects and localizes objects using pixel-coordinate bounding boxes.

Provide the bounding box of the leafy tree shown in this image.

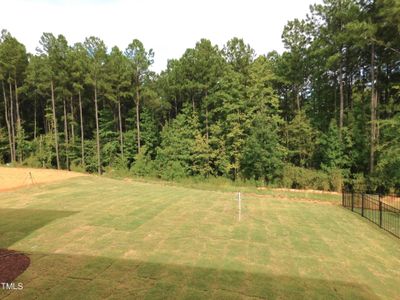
[155,105,197,179]
[241,115,286,183]
[207,67,246,179]
[375,114,400,192]
[222,37,255,84]
[139,108,159,157]
[241,56,286,183]
[317,119,346,171]
[286,111,316,168]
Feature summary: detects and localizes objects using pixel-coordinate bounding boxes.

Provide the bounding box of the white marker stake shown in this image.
[238,192,241,221]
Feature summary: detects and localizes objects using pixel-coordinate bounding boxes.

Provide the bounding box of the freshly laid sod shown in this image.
[0,175,399,299]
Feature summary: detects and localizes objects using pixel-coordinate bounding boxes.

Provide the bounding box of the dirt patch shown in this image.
[0,249,30,283]
[0,167,86,192]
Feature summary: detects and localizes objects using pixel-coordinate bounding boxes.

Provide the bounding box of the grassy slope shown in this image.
[0,176,399,299]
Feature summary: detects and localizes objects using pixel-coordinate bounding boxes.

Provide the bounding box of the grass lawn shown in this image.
[0,175,399,299]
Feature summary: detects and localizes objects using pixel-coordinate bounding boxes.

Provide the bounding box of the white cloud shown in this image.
[1,0,320,72]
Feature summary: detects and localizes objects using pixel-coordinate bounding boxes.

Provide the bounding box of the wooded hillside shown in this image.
[1,0,399,192]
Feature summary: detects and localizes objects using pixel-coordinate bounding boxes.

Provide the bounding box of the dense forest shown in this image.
[0,0,399,193]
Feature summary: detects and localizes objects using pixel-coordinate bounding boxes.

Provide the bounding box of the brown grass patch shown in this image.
[0,167,87,192]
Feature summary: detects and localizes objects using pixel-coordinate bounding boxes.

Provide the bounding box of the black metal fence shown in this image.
[342,192,400,238]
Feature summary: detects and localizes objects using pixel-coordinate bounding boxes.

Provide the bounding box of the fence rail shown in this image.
[342,192,400,238]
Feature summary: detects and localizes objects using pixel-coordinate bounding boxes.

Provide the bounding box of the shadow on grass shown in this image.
[1,251,379,300]
[0,208,76,248]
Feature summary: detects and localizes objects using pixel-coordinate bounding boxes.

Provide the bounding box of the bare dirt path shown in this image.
[0,167,87,192]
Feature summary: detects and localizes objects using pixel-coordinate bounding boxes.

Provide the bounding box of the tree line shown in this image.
[0,0,399,192]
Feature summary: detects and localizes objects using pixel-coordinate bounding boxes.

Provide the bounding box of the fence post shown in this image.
[351,193,354,212]
[361,193,364,217]
[379,195,382,228]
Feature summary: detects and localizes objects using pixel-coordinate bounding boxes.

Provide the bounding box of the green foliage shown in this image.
[140,108,159,156]
[280,164,344,192]
[98,108,119,167]
[130,146,156,177]
[122,129,138,166]
[374,114,400,192]
[241,116,286,183]
[0,127,9,163]
[347,173,367,193]
[15,124,29,160]
[82,140,98,173]
[159,161,187,181]
[222,37,255,78]
[280,164,330,191]
[286,111,316,168]
[326,168,344,192]
[191,132,213,177]
[70,161,86,173]
[155,106,197,178]
[316,119,351,174]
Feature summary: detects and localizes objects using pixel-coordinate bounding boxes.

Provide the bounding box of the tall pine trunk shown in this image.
[51,80,60,169]
[78,90,85,166]
[34,97,37,139]
[205,90,209,143]
[2,81,13,162]
[118,100,124,157]
[174,97,178,117]
[14,79,21,129]
[9,81,16,162]
[94,81,101,175]
[338,2,344,138]
[339,59,344,138]
[370,44,378,174]
[70,95,75,143]
[135,86,141,152]
[14,79,22,162]
[63,98,69,170]
[40,135,44,168]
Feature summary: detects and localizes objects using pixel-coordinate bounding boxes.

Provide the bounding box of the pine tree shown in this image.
[125,39,154,153]
[84,36,107,175]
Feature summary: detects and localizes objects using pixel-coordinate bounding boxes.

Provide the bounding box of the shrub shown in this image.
[130,146,156,177]
[349,173,367,193]
[280,164,330,191]
[159,161,187,181]
[70,161,86,173]
[23,155,43,168]
[112,154,129,171]
[327,168,344,192]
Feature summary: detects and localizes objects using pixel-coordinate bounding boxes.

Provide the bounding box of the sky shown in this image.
[1,0,321,73]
